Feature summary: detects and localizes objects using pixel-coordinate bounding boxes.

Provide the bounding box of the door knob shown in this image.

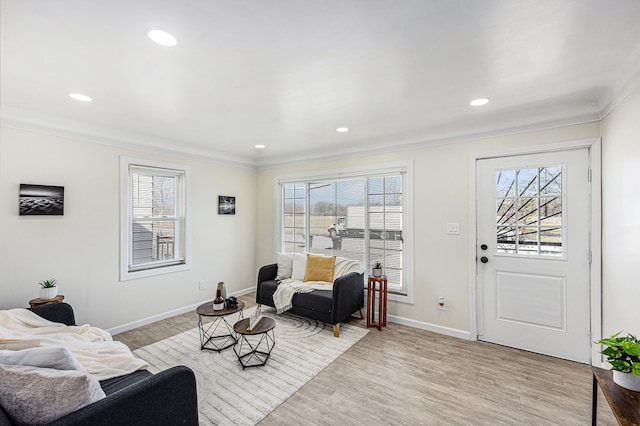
[480,256,489,263]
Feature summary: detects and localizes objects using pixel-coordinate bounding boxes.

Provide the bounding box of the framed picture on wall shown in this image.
[218,196,236,215]
[19,184,64,216]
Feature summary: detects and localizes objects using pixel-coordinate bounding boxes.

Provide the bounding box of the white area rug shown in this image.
[134,306,367,425]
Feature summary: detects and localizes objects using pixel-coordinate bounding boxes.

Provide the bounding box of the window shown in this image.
[495,165,564,256]
[276,162,413,300]
[120,158,190,280]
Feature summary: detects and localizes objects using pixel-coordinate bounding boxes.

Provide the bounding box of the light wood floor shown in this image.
[114,294,617,425]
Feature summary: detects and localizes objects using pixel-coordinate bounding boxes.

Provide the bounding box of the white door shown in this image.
[476,148,591,363]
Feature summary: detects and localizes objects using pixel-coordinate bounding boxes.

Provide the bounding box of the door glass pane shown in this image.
[540,167,562,195]
[495,166,563,256]
[540,197,562,226]
[497,226,517,253]
[517,168,538,196]
[517,198,538,225]
[497,199,516,225]
[496,170,516,198]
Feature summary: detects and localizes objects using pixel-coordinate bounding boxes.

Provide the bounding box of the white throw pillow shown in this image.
[0,346,106,424]
[0,364,106,424]
[291,253,308,281]
[0,346,84,371]
[275,252,293,280]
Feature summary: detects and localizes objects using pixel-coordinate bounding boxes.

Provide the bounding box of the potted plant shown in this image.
[595,331,640,391]
[372,262,382,277]
[39,278,58,300]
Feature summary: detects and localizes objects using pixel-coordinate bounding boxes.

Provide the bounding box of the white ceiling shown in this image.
[2,0,640,168]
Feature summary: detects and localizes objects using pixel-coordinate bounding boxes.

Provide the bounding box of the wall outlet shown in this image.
[438,296,447,311]
[199,280,205,291]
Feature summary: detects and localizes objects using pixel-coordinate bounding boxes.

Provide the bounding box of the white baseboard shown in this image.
[386,314,471,340]
[109,286,469,341]
[107,286,255,335]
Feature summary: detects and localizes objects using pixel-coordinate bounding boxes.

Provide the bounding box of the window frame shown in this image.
[120,157,191,281]
[274,161,414,304]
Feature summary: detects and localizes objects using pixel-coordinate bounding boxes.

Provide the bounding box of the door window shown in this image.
[495,166,564,257]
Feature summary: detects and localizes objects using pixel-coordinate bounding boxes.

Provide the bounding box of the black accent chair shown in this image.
[0,303,199,426]
[255,263,364,337]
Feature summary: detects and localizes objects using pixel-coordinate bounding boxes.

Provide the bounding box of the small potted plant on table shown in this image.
[595,331,640,391]
[39,278,58,300]
[372,262,382,277]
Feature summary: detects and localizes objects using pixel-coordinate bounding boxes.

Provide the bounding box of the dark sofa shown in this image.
[0,303,199,426]
[255,263,364,337]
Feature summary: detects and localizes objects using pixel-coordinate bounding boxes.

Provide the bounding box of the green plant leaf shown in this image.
[632,363,640,376]
[621,341,640,356]
[596,337,622,346]
[609,360,632,372]
[601,347,621,358]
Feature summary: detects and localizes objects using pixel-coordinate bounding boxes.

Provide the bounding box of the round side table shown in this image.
[29,295,65,307]
[233,317,276,369]
[196,300,245,352]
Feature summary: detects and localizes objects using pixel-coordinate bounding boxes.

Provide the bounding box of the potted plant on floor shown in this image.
[39,278,58,300]
[595,331,640,391]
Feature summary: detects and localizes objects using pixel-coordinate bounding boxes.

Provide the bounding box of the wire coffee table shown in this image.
[233,317,276,369]
[196,300,245,352]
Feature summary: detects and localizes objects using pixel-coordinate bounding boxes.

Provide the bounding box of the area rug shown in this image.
[133,306,367,425]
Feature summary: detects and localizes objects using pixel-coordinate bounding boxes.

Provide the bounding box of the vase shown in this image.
[613,370,640,392]
[39,286,58,300]
[372,268,382,277]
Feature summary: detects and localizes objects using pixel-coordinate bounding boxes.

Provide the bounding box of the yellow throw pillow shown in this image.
[304,254,336,283]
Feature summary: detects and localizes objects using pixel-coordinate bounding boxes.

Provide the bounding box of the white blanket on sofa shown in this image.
[0,308,148,380]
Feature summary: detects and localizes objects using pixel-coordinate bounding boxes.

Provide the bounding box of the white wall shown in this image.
[601,83,640,338]
[0,127,257,329]
[255,122,601,334]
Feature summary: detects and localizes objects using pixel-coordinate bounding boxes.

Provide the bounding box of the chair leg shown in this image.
[333,324,340,337]
[359,308,364,319]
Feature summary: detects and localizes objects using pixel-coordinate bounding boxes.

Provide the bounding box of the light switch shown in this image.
[447,223,460,235]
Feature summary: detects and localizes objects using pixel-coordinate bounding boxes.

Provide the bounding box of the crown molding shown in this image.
[255,112,602,169]
[0,112,258,169]
[600,68,640,119]
[0,107,604,171]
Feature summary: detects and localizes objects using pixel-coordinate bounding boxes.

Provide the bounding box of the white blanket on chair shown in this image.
[0,308,148,380]
[272,279,333,314]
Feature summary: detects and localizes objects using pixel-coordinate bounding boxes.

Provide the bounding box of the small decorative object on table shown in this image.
[247,306,263,332]
[217,281,226,300]
[38,278,58,300]
[372,262,382,277]
[595,331,640,391]
[226,296,238,308]
[213,289,225,311]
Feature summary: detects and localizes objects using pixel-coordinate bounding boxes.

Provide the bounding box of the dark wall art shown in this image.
[19,184,64,216]
[218,196,236,215]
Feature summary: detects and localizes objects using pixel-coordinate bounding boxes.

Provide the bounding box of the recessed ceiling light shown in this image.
[336,127,349,133]
[147,27,177,47]
[255,144,266,149]
[470,98,489,106]
[68,93,92,102]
